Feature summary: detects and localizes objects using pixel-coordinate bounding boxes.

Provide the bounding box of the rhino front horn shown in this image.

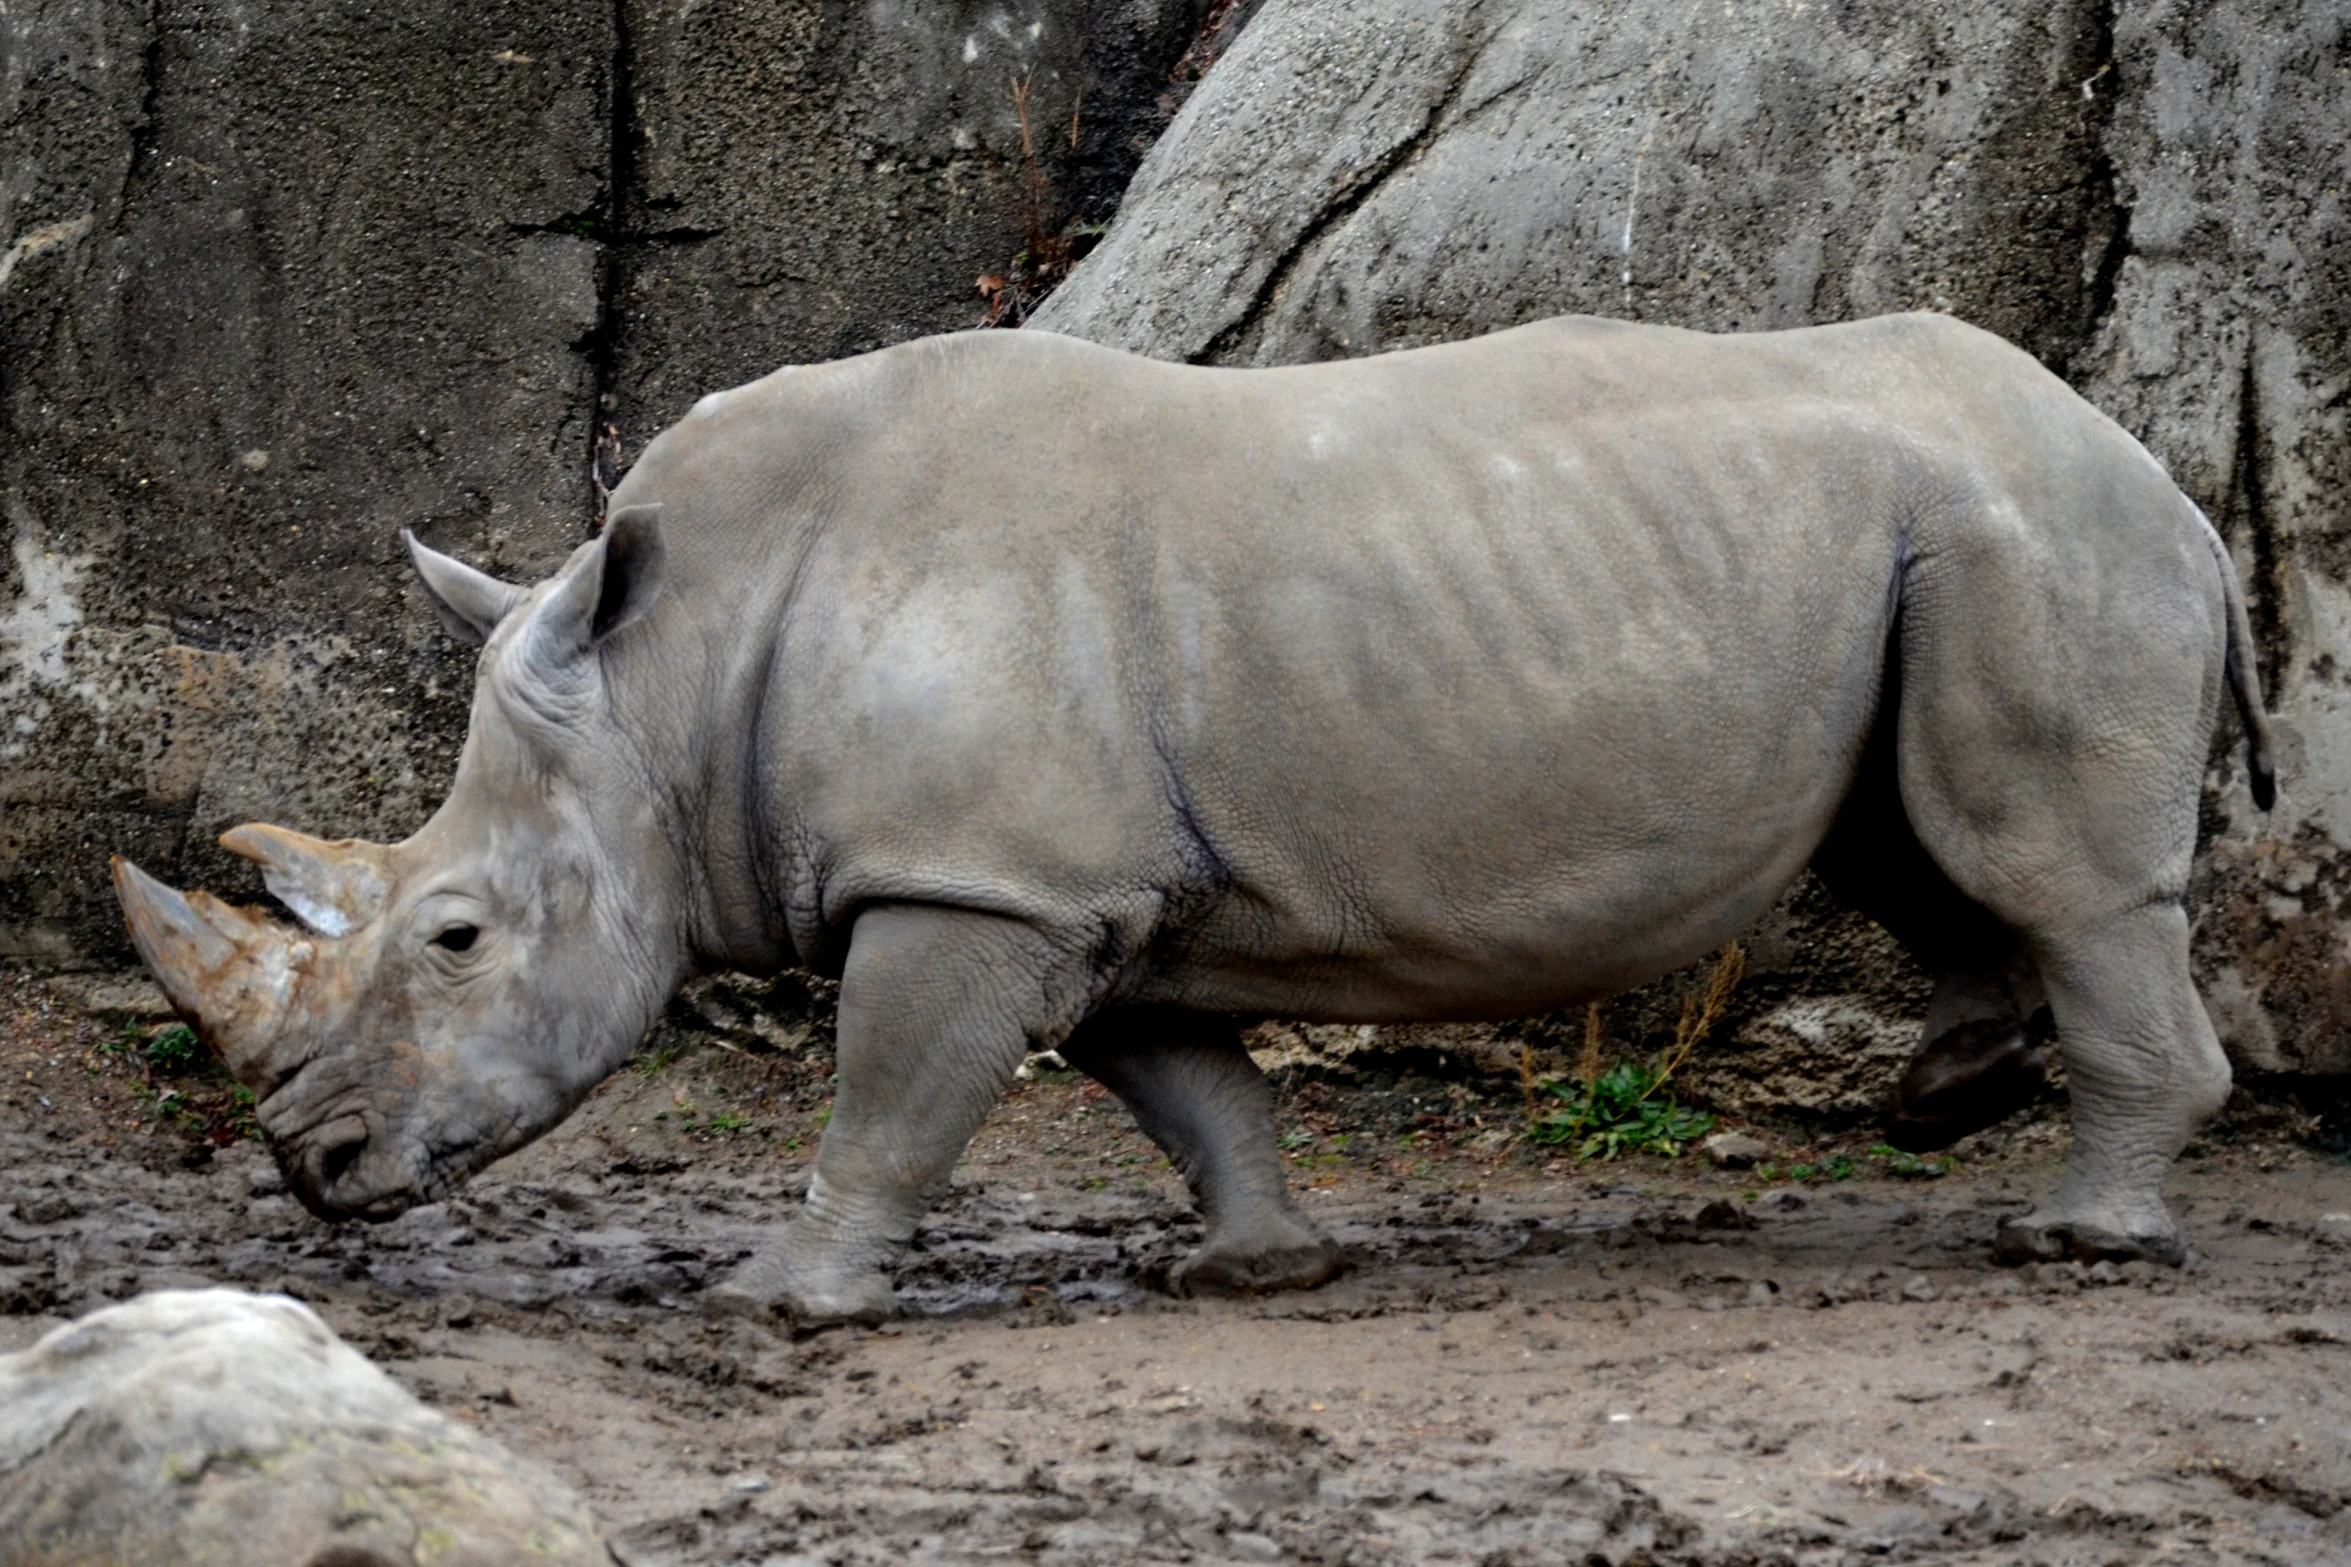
[111,856,296,1079]
[219,823,391,937]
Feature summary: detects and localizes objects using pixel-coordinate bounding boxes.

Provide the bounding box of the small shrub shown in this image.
[974,73,1103,325]
[145,1025,201,1072]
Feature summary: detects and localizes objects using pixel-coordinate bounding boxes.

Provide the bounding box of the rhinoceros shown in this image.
[113,313,2274,1325]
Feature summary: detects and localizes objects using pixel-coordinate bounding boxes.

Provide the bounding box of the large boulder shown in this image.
[1036,0,2351,1080]
[0,1289,606,1565]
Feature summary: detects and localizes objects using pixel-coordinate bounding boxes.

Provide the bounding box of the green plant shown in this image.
[705,1112,748,1133]
[144,1024,200,1070]
[630,1040,683,1079]
[1757,1154,1857,1183]
[1529,1059,1717,1159]
[110,1022,202,1074]
[1527,944,1742,1161]
[1868,1142,1955,1179]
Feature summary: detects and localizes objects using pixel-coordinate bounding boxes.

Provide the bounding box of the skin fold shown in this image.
[113,314,2275,1325]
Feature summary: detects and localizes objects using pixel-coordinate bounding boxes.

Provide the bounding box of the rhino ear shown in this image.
[519,505,667,676]
[406,531,522,646]
[589,504,666,641]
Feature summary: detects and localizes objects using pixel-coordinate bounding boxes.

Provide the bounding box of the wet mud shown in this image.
[6,977,2351,1565]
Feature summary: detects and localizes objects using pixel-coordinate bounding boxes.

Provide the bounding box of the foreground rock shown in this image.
[0,1288,606,1566]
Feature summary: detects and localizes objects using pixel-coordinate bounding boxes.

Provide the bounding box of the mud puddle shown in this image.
[7,975,2351,1564]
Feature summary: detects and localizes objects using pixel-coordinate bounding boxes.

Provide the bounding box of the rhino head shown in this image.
[113,507,686,1221]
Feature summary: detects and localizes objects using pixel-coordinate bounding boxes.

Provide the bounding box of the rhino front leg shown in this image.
[1061,1008,1344,1297]
[711,905,1073,1328]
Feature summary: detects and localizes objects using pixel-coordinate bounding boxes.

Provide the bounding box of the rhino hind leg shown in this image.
[1812,738,2052,1154]
[1984,903,2228,1267]
[1877,512,2235,1267]
[1881,1008,2053,1153]
[1060,1008,1345,1298]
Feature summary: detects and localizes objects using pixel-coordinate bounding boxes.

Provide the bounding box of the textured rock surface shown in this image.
[0,0,1204,965]
[606,0,1209,432]
[1037,0,2351,1081]
[0,1287,606,1564]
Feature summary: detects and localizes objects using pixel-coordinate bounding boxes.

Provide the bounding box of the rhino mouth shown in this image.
[274,1092,502,1223]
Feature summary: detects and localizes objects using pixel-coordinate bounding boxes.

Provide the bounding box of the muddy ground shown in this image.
[6,973,2351,1565]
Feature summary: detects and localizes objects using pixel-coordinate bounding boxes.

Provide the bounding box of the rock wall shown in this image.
[7,0,2348,1099]
[0,0,1205,963]
[1035,0,2351,1082]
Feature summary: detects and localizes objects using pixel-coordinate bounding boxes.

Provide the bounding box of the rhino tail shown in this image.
[2198,506,2278,811]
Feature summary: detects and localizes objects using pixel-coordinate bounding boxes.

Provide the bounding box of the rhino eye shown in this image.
[430,923,479,953]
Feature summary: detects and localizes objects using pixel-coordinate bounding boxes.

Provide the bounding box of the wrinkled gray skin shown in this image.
[115,315,2276,1326]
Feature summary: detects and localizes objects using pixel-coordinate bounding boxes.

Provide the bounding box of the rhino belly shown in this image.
[1151,760,1854,1024]
[1133,572,1890,1021]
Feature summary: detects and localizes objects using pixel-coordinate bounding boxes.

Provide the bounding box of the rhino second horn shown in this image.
[218,823,391,937]
[111,857,296,1076]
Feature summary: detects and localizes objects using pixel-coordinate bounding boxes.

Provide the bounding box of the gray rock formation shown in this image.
[1036,0,2351,1079]
[1,0,1204,965]
[0,1287,606,1564]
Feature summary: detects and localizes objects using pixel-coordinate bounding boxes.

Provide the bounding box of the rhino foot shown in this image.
[1171,1214,1346,1298]
[1881,1014,2052,1154]
[1993,1213,2186,1268]
[706,1247,895,1332]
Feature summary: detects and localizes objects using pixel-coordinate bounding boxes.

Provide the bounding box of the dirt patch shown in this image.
[5,972,2351,1565]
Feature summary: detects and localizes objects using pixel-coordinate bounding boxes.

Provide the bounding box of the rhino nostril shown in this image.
[309,1117,369,1194]
[320,1138,364,1190]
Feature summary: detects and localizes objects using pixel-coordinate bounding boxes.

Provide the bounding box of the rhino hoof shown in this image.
[1171,1232,1346,1298]
[706,1256,895,1333]
[1993,1215,2185,1269]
